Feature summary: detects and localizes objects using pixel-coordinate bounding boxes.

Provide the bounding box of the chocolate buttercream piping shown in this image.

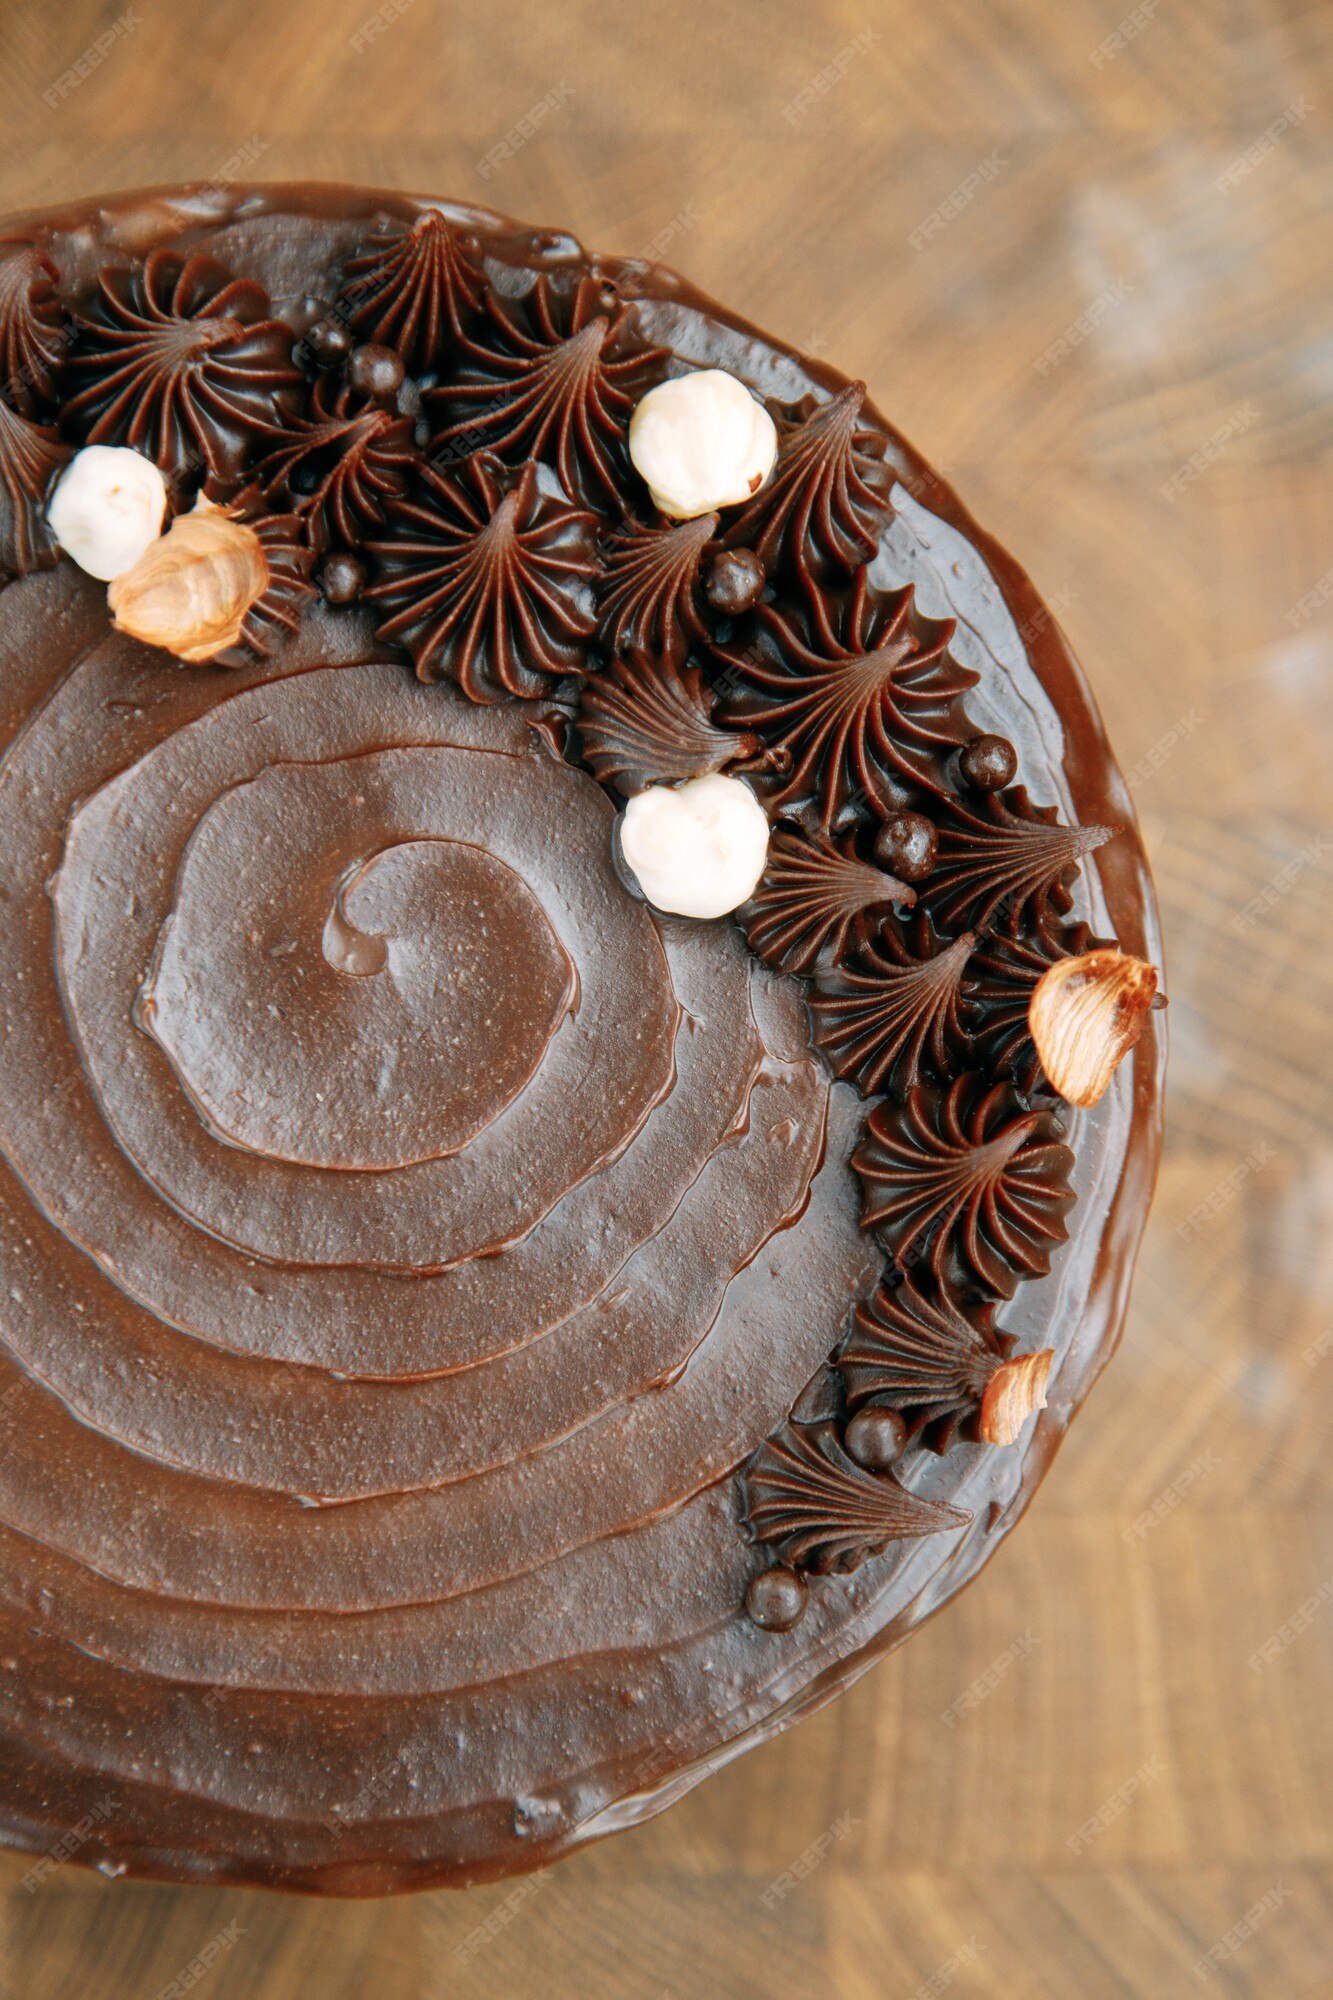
[199,483,316,666]
[576,647,761,795]
[254,373,417,550]
[62,249,303,487]
[426,273,668,507]
[742,1418,970,1575]
[713,572,976,831]
[808,916,975,1098]
[0,238,67,413]
[366,453,598,699]
[337,210,483,370]
[838,1268,1016,1454]
[852,1073,1076,1297]
[596,510,717,659]
[0,392,68,576]
[926,785,1119,936]
[738,828,914,975]
[723,382,890,577]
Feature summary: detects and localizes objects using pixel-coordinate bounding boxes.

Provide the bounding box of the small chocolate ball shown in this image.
[745,1567,808,1632]
[305,317,354,366]
[845,1405,909,1470]
[348,343,406,400]
[874,811,937,883]
[319,553,366,605]
[960,733,1017,791]
[705,547,765,617]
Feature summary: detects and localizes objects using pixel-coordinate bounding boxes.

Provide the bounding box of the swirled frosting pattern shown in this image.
[0,577,880,1882]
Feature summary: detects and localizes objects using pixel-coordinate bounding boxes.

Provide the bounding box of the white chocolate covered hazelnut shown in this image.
[618,774,770,920]
[47,445,169,582]
[628,369,777,520]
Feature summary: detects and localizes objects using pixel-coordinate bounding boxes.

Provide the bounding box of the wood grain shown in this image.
[0,2,1330,1994]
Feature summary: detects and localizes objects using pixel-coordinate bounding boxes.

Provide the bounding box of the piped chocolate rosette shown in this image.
[0,187,1163,1894]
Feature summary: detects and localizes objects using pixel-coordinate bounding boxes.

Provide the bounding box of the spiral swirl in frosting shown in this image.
[0,567,880,1884]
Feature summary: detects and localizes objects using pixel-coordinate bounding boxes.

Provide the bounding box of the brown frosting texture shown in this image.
[0,580,879,1883]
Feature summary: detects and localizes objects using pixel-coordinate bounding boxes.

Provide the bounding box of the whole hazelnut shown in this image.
[619,774,770,920]
[629,369,777,520]
[47,446,169,582]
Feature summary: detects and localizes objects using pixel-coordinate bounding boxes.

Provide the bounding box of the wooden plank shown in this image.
[0,1,1329,1993]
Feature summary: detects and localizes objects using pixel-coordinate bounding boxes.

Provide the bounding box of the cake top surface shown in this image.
[0,182,1163,1895]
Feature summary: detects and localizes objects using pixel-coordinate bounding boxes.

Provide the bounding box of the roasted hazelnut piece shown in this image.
[979,1350,1054,1446]
[1029,947,1160,1107]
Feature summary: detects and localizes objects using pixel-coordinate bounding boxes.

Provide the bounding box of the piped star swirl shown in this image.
[254,373,417,551]
[426,274,668,507]
[741,1419,970,1575]
[738,828,914,975]
[852,1073,1076,1297]
[713,572,976,832]
[724,382,890,578]
[0,392,69,577]
[926,785,1118,936]
[808,914,975,1099]
[576,650,761,795]
[365,453,598,701]
[0,239,67,414]
[963,920,1111,1092]
[62,250,303,487]
[596,510,717,660]
[838,1270,1016,1454]
[337,210,484,370]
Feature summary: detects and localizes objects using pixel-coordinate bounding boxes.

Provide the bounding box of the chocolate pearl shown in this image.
[305,318,354,366]
[319,553,365,605]
[348,343,406,400]
[960,734,1017,791]
[874,812,937,883]
[745,1567,808,1632]
[705,548,765,617]
[845,1405,909,1470]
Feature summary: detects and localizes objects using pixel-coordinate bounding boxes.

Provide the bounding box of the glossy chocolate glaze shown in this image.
[0,184,1164,1895]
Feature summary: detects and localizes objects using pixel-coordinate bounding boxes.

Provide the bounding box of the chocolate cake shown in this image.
[0,184,1164,1894]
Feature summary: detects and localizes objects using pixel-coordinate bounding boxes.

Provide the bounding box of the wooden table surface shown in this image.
[1,3,1329,1995]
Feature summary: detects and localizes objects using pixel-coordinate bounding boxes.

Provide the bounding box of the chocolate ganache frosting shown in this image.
[0,183,1164,1895]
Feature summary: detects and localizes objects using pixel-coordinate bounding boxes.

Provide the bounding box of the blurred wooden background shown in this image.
[0,2,1329,1995]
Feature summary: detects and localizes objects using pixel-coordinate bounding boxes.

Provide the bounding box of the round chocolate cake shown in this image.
[0,184,1164,1894]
